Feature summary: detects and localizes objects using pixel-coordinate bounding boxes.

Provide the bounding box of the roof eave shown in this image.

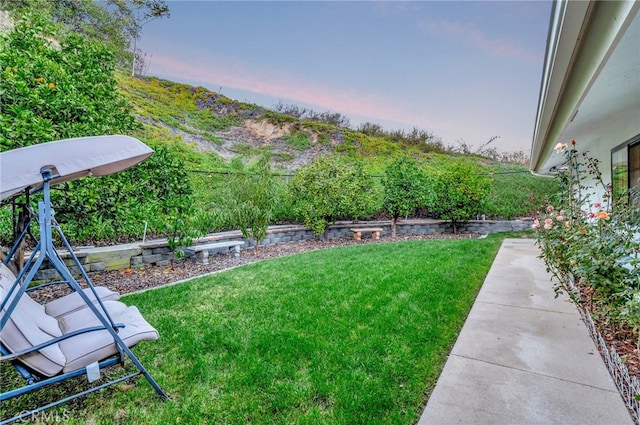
[530,0,640,173]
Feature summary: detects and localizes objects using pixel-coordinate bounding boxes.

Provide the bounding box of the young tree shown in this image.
[425,158,493,234]
[382,157,428,237]
[225,156,278,250]
[2,0,169,72]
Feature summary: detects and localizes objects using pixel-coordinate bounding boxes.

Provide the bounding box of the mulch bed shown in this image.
[576,284,640,379]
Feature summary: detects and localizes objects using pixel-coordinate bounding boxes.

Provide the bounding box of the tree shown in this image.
[117,0,170,76]
[225,156,278,250]
[0,14,136,150]
[2,0,170,72]
[425,158,493,234]
[382,157,428,237]
[0,14,193,245]
[288,156,379,237]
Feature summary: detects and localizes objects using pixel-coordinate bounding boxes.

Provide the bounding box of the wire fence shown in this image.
[185,168,532,179]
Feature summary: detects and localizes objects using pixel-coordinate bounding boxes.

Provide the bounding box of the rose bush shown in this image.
[533,142,640,335]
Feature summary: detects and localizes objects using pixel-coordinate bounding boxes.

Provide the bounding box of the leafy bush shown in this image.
[287,156,380,236]
[223,156,279,245]
[0,15,195,246]
[425,157,493,233]
[382,157,428,236]
[0,14,137,150]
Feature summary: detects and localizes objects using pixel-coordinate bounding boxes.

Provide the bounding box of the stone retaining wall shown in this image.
[28,218,532,280]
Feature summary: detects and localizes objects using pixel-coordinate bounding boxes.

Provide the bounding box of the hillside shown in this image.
[116,73,452,172]
[0,3,558,250]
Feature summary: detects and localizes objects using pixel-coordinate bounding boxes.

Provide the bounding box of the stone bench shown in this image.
[349,227,383,241]
[185,241,245,265]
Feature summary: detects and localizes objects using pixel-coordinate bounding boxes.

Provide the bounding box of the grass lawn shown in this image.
[1,236,504,424]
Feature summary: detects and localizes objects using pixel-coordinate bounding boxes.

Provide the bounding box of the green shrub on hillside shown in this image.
[0,14,195,246]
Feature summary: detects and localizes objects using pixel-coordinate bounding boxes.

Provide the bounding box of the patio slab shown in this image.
[418,238,633,425]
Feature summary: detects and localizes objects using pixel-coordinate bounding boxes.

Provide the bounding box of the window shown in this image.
[612,145,628,201]
[611,135,640,206]
[630,142,640,191]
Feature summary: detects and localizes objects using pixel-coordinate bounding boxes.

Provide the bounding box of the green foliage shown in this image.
[223,156,279,244]
[0,16,197,246]
[425,157,493,232]
[51,145,195,244]
[281,131,311,151]
[533,143,640,339]
[287,156,380,236]
[382,157,428,236]
[3,0,170,72]
[0,14,137,150]
[116,75,243,136]
[165,217,199,258]
[484,165,562,219]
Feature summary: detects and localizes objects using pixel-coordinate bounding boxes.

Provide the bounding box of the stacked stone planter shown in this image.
[19,218,532,281]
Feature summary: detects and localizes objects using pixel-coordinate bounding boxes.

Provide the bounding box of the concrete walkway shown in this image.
[418,238,633,425]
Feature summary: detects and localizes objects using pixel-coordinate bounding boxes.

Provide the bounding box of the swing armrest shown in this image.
[1,323,125,362]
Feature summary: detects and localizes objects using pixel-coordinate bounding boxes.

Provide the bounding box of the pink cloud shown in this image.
[148,54,413,125]
[419,19,542,65]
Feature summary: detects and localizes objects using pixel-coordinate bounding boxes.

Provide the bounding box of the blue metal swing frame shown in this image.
[0,137,169,424]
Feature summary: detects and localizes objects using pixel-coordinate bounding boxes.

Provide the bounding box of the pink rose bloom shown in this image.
[532,219,540,229]
[546,205,554,212]
[544,218,553,229]
[594,202,601,208]
[556,215,564,221]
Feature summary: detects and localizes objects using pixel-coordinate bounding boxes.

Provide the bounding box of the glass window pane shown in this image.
[612,146,628,203]
[629,142,640,190]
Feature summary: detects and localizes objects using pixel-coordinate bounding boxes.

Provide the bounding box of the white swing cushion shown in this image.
[1,263,157,377]
[0,288,66,377]
[0,262,121,320]
[44,286,120,319]
[57,300,159,373]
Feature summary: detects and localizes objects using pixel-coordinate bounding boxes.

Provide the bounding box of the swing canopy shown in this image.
[0,135,153,203]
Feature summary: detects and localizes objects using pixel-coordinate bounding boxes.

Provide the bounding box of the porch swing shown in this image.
[0,135,169,424]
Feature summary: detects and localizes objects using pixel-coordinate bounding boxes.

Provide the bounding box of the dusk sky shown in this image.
[137,1,552,154]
